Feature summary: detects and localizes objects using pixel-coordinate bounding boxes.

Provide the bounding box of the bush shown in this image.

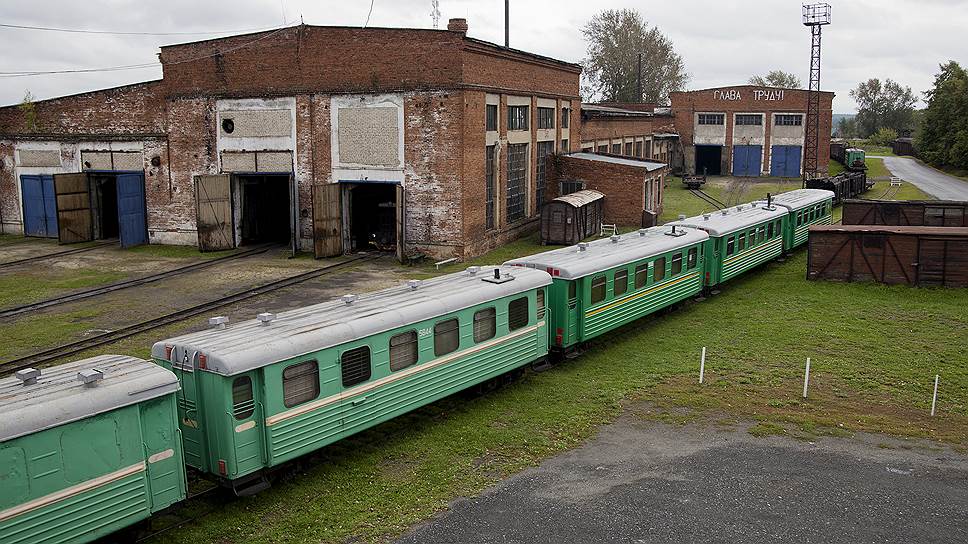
[867,127,898,147]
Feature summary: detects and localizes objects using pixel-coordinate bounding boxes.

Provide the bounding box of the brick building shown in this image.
[578,104,673,164]
[0,20,584,260]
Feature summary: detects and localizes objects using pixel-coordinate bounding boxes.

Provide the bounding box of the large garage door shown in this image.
[194,174,234,251]
[20,175,58,238]
[117,173,148,248]
[731,145,762,177]
[694,145,722,176]
[770,145,802,177]
[53,172,93,244]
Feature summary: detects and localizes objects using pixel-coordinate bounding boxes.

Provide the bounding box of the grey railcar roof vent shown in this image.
[258,312,275,326]
[482,267,514,284]
[208,316,228,329]
[610,235,621,243]
[466,266,480,275]
[15,368,40,386]
[408,280,421,290]
[577,242,589,252]
[721,209,729,215]
[342,294,357,305]
[703,213,712,221]
[678,214,686,220]
[736,205,745,211]
[77,368,104,387]
[638,229,648,237]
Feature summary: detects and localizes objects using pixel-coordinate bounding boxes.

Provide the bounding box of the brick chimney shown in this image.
[447,18,468,35]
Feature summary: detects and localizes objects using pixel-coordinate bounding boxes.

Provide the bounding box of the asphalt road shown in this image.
[875,156,968,200]
[397,416,968,544]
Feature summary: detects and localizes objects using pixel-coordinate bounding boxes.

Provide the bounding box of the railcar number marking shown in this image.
[417,327,432,338]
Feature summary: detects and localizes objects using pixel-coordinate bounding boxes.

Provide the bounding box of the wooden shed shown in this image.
[807,225,968,287]
[540,189,605,245]
[842,199,968,227]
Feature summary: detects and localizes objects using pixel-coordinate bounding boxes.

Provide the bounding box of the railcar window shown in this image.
[590,275,606,304]
[434,319,460,355]
[567,281,577,308]
[654,258,666,282]
[797,212,802,226]
[389,330,419,371]
[726,237,735,256]
[635,263,648,288]
[671,253,683,275]
[232,376,254,420]
[687,247,698,269]
[614,270,629,296]
[284,360,321,406]
[508,297,530,330]
[738,233,746,251]
[536,289,546,319]
[472,308,497,343]
[340,348,371,388]
[758,227,765,242]
[767,223,774,239]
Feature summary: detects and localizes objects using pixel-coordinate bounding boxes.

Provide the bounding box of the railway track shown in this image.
[0,240,116,270]
[0,254,381,375]
[689,189,726,210]
[0,244,279,319]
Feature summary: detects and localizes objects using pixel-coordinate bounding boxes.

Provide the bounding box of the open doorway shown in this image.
[347,183,397,252]
[694,145,723,176]
[236,174,291,245]
[90,173,119,239]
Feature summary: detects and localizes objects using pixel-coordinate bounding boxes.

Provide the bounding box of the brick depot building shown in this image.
[0,20,600,260]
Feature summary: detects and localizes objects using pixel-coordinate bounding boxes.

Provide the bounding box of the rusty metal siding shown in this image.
[842,199,968,227]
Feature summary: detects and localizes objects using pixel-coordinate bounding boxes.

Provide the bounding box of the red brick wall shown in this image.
[548,154,667,226]
[580,116,655,145]
[461,44,581,99]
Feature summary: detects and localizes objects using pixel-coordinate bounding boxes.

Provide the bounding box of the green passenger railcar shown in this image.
[505,226,709,351]
[0,356,184,544]
[151,265,551,494]
[671,202,789,287]
[755,189,835,250]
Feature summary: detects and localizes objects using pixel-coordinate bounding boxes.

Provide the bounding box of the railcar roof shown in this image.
[151,265,551,376]
[503,225,708,279]
[669,202,788,236]
[753,189,834,211]
[0,355,179,442]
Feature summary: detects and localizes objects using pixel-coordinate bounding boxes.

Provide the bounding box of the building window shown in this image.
[614,269,628,296]
[645,140,653,158]
[506,143,528,222]
[624,142,633,156]
[486,104,498,132]
[735,114,763,126]
[597,144,608,153]
[560,180,584,196]
[590,275,606,304]
[776,114,803,126]
[653,258,666,282]
[232,377,254,420]
[698,113,725,125]
[634,141,643,157]
[508,297,530,331]
[473,307,496,342]
[538,107,555,129]
[485,145,496,230]
[560,139,569,153]
[561,107,570,128]
[536,141,554,210]
[434,319,460,356]
[508,105,529,131]
[611,143,621,154]
[283,360,320,407]
[389,331,419,372]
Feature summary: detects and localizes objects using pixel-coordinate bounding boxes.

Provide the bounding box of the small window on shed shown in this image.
[614,269,629,296]
[341,348,371,388]
[654,258,666,282]
[473,308,497,342]
[536,289,546,319]
[434,319,460,356]
[508,297,530,330]
[232,376,254,420]
[726,237,735,256]
[590,275,607,304]
[671,253,683,275]
[284,360,321,406]
[738,233,746,251]
[635,263,648,288]
[687,247,698,269]
[389,331,419,371]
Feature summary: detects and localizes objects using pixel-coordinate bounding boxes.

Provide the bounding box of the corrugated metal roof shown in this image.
[504,225,709,279]
[0,355,179,442]
[553,190,604,207]
[754,189,834,211]
[567,152,667,172]
[809,225,968,236]
[669,202,788,236]
[151,265,552,376]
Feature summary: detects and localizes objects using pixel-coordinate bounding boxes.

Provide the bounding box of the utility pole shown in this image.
[802,3,831,186]
[504,0,509,47]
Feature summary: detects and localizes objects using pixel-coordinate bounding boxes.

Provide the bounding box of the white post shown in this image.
[931,375,939,416]
[802,358,811,398]
[699,347,706,384]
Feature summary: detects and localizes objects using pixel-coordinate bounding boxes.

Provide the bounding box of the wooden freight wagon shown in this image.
[807,225,968,287]
[540,189,604,245]
[842,199,968,227]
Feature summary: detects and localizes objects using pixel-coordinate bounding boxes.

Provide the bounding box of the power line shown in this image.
[0,22,288,36]
[363,0,375,28]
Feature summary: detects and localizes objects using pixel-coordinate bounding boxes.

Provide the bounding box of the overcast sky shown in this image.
[1,0,965,112]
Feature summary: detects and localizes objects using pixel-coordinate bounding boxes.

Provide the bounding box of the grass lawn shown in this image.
[0,268,127,309]
[865,157,891,179]
[829,161,845,176]
[659,176,802,223]
[852,141,896,157]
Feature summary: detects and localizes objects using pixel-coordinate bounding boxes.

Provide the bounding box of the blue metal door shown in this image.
[116,173,148,247]
[770,146,802,177]
[731,145,762,177]
[20,175,58,237]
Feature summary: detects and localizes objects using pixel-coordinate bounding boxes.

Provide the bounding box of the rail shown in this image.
[0,240,115,270]
[689,189,727,210]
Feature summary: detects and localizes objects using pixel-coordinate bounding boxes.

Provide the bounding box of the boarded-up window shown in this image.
[590,275,606,304]
[614,269,628,296]
[337,107,399,167]
[434,319,460,356]
[232,377,254,420]
[389,331,418,371]
[473,308,496,342]
[284,361,321,406]
[635,263,648,288]
[507,144,528,222]
[508,297,529,330]
[340,348,371,388]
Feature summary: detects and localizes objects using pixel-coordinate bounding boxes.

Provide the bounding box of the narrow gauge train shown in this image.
[0,188,834,544]
[830,141,867,172]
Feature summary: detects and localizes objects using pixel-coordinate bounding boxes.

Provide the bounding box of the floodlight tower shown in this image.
[802,3,831,186]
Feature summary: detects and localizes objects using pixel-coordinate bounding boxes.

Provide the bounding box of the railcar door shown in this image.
[173,350,209,471]
[227,372,266,477]
[565,279,580,345]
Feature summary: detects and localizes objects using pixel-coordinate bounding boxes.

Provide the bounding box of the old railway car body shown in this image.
[670,203,788,286]
[505,226,709,350]
[754,189,834,249]
[151,265,551,492]
[0,356,184,544]
[842,199,968,227]
[540,190,605,246]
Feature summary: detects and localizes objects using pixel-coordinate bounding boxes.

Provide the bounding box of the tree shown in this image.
[581,9,688,104]
[849,78,917,137]
[836,116,859,139]
[749,70,801,88]
[868,127,898,147]
[917,61,968,170]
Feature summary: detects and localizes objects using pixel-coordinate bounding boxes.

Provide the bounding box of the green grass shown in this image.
[659,176,802,223]
[828,161,845,176]
[865,157,891,179]
[0,309,100,360]
[0,268,128,308]
[853,141,896,157]
[863,179,934,201]
[421,233,565,275]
